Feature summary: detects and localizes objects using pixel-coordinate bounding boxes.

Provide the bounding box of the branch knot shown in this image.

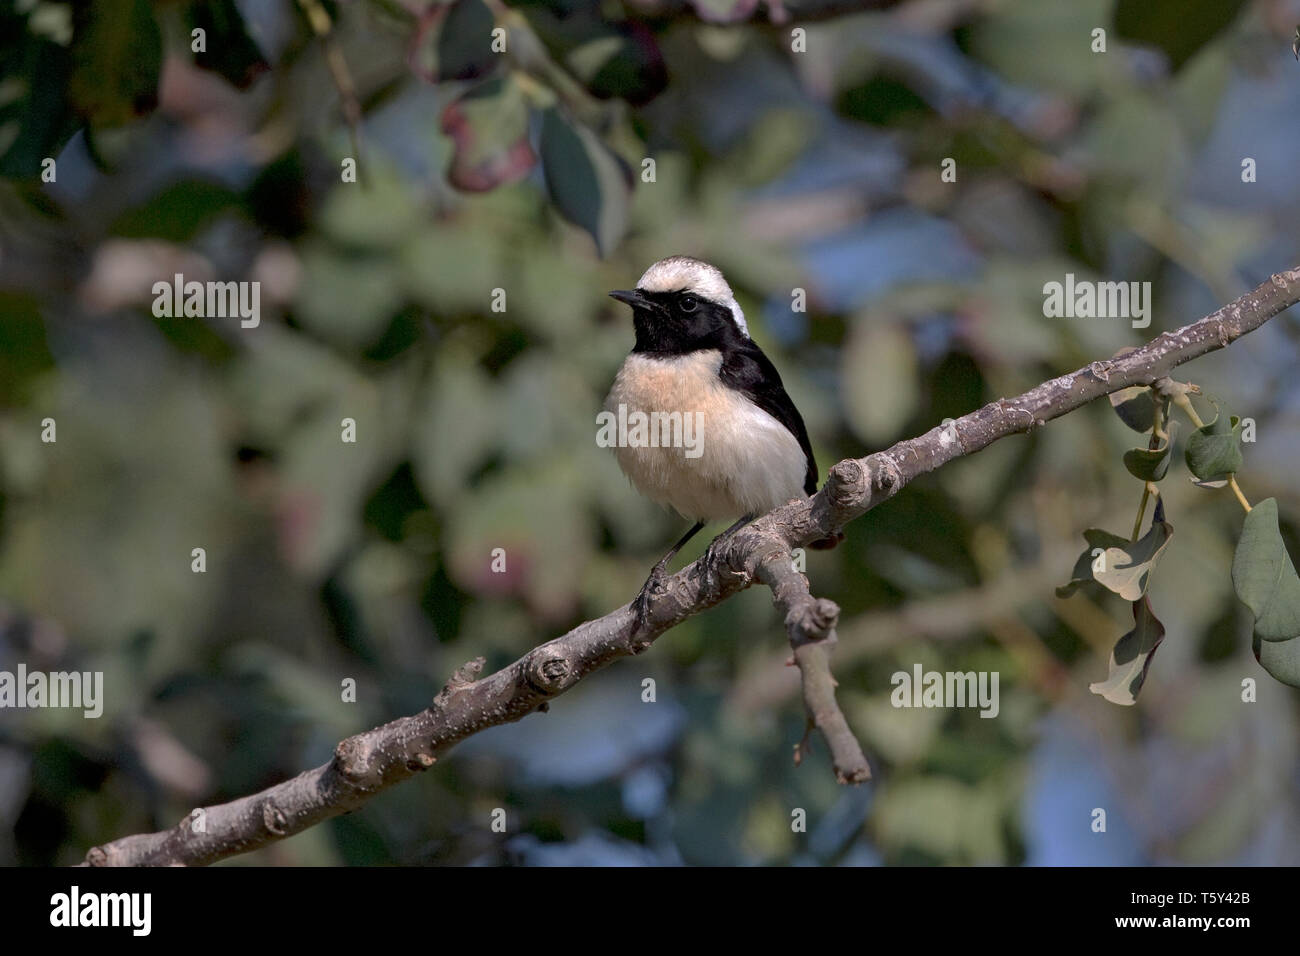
[525,650,573,694]
[828,459,866,506]
[333,737,370,782]
[788,597,840,644]
[434,657,485,708]
[262,802,289,836]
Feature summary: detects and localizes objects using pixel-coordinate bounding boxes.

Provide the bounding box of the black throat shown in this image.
[630,291,746,357]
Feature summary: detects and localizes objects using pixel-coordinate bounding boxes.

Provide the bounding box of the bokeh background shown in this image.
[2,0,1300,865]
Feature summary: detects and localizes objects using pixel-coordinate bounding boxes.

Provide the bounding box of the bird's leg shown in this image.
[632,521,705,632]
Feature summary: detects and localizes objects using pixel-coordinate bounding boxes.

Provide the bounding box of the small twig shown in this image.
[753,546,870,783]
[728,540,1088,714]
[297,0,364,175]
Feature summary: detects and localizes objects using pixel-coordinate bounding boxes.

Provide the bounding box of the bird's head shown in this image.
[609,256,749,354]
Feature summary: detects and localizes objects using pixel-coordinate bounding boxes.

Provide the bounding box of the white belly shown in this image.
[604,351,808,522]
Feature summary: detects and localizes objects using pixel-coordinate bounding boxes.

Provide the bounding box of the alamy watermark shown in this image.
[891,664,999,718]
[50,886,150,936]
[1043,273,1151,329]
[0,664,103,718]
[596,404,704,458]
[152,273,260,328]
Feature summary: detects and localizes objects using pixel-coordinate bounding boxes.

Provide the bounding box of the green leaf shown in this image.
[585,23,666,106]
[295,242,404,347]
[412,352,501,508]
[187,0,268,90]
[726,109,812,186]
[521,5,666,104]
[1114,0,1248,71]
[966,0,1114,98]
[1086,99,1187,197]
[409,0,496,83]
[319,167,423,249]
[1109,386,1156,433]
[109,180,241,242]
[539,108,631,256]
[1185,412,1242,482]
[0,293,54,404]
[870,776,1006,863]
[842,320,918,447]
[1057,528,1130,598]
[68,0,161,127]
[566,36,625,84]
[1089,596,1167,705]
[400,226,501,314]
[1232,498,1300,643]
[0,22,78,176]
[1095,519,1173,599]
[1122,421,1177,482]
[1253,633,1300,689]
[1057,521,1173,600]
[440,75,536,193]
[446,461,595,618]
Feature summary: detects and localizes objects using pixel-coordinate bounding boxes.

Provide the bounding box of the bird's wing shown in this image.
[718,340,819,495]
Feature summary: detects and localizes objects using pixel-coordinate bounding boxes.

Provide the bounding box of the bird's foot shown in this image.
[702,525,743,573]
[632,562,671,638]
[702,515,753,570]
[701,535,729,572]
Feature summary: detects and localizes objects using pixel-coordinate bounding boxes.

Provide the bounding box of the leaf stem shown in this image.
[1132,484,1153,541]
[1173,392,1206,429]
[1229,479,1253,513]
[1131,396,1166,540]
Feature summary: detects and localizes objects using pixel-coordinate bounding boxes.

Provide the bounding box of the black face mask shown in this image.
[616,290,742,356]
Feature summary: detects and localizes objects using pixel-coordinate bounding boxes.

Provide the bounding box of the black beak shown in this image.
[609,289,647,308]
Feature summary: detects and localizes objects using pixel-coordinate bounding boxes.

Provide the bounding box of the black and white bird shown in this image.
[605,255,837,622]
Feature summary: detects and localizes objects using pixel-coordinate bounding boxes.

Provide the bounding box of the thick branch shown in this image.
[84,266,1300,866]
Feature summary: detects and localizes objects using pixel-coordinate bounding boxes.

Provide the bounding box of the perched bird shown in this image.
[604,255,837,624]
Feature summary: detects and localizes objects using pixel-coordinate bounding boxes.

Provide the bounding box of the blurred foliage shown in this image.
[1,0,1300,867]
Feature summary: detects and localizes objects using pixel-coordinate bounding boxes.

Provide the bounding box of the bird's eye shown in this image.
[680,295,698,313]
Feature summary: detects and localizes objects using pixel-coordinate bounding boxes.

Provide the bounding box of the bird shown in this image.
[604,255,838,628]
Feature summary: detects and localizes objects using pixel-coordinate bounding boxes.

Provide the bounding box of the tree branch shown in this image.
[753,545,870,782]
[727,539,1083,716]
[83,266,1300,866]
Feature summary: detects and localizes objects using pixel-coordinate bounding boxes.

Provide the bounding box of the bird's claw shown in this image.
[632,563,670,635]
[702,535,728,570]
[703,521,747,570]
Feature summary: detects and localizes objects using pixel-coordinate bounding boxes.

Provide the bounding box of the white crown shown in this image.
[636,256,749,337]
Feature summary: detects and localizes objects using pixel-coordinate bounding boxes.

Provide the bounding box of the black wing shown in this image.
[718,340,819,495]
